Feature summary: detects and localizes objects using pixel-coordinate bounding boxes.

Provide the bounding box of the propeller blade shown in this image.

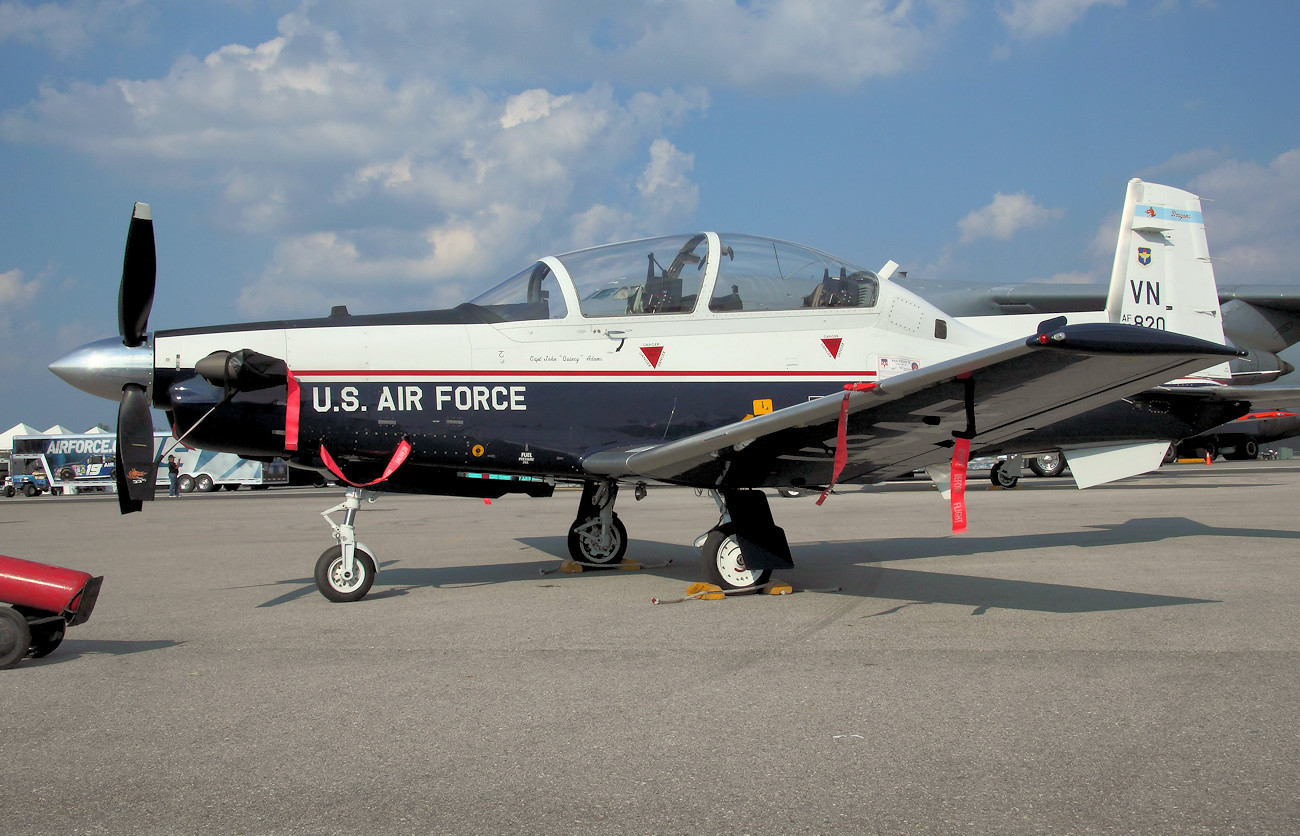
[118,202,156,348]
[115,383,157,515]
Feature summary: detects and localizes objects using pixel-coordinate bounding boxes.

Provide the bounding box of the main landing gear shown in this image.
[315,487,379,603]
[306,480,796,602]
[695,489,794,592]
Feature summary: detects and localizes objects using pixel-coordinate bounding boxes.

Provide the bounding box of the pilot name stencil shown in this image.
[311,384,527,413]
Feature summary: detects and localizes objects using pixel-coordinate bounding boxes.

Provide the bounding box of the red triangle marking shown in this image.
[640,345,664,368]
[821,337,842,359]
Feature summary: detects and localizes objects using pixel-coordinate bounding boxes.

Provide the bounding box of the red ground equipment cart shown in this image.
[0,554,102,668]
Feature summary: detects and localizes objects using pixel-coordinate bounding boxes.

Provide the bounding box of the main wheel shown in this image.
[990,461,1019,488]
[1241,439,1259,460]
[0,607,31,669]
[23,483,37,497]
[567,514,627,565]
[1027,452,1066,477]
[195,474,214,492]
[700,523,771,592]
[314,545,377,603]
[4,485,15,497]
[178,474,195,493]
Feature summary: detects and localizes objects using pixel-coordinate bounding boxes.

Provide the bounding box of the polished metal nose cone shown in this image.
[49,336,153,402]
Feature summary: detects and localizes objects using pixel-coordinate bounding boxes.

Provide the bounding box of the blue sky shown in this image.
[2,0,1298,432]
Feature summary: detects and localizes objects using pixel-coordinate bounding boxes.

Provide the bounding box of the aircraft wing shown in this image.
[1218,285,1300,313]
[581,323,1242,488]
[1153,383,1300,408]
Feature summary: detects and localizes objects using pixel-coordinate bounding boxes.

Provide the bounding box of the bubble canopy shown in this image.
[469,233,879,322]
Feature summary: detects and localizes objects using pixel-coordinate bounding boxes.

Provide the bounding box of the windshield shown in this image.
[468,262,569,321]
[710,235,878,312]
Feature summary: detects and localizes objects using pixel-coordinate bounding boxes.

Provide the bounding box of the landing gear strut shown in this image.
[315,487,379,602]
[567,481,627,566]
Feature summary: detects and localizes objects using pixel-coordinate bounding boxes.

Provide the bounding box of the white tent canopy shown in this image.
[43,424,74,435]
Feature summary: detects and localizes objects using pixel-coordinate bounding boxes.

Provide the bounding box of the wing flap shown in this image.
[582,323,1241,487]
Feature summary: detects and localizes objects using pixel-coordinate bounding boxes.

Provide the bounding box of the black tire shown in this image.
[314,545,377,603]
[777,488,802,498]
[1027,452,1066,478]
[3,485,13,498]
[22,483,37,497]
[195,474,214,492]
[59,467,76,481]
[28,621,66,659]
[1241,439,1259,460]
[566,514,628,565]
[700,523,772,592]
[1163,444,1177,465]
[0,607,31,669]
[178,474,195,493]
[990,461,1019,489]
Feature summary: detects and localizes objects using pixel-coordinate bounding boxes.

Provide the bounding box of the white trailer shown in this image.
[6,432,288,495]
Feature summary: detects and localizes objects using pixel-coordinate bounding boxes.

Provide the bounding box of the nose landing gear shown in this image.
[567,481,627,566]
[315,487,379,602]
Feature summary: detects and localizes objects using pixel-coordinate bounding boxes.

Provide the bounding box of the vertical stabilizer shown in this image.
[1104,178,1229,380]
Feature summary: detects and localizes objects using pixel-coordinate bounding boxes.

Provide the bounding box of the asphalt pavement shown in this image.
[1,462,1297,834]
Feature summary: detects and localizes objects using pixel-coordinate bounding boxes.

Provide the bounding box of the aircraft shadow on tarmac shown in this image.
[253,515,1295,614]
[23,639,184,667]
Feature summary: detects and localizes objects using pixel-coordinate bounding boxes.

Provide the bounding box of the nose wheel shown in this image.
[314,487,380,602]
[315,544,377,603]
[567,513,628,565]
[567,480,627,566]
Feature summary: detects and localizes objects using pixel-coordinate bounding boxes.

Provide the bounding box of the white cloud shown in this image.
[0,268,40,352]
[1187,149,1300,283]
[958,192,1064,243]
[636,139,698,227]
[303,0,964,93]
[500,89,572,129]
[998,0,1124,38]
[0,0,140,58]
[3,9,711,317]
[0,267,38,307]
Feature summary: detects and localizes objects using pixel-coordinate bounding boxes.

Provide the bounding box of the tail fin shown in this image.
[1104,178,1229,381]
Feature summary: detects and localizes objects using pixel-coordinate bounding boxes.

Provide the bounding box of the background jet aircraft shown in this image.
[51,181,1245,602]
[899,280,1300,385]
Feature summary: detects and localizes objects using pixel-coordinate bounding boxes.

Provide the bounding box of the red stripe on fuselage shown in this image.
[288,369,880,379]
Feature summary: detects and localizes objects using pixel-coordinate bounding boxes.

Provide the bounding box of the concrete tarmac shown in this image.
[1,462,1297,835]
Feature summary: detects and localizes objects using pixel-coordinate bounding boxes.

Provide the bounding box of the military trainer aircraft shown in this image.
[51,179,1247,601]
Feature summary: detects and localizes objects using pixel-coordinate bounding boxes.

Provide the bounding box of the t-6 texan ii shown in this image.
[51,179,1249,601]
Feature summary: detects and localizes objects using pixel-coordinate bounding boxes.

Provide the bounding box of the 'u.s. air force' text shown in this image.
[311,385,526,413]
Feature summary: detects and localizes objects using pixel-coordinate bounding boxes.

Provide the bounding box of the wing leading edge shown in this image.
[581,323,1242,488]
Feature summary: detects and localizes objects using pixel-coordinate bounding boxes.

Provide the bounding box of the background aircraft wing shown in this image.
[581,323,1241,488]
[1153,382,1300,409]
